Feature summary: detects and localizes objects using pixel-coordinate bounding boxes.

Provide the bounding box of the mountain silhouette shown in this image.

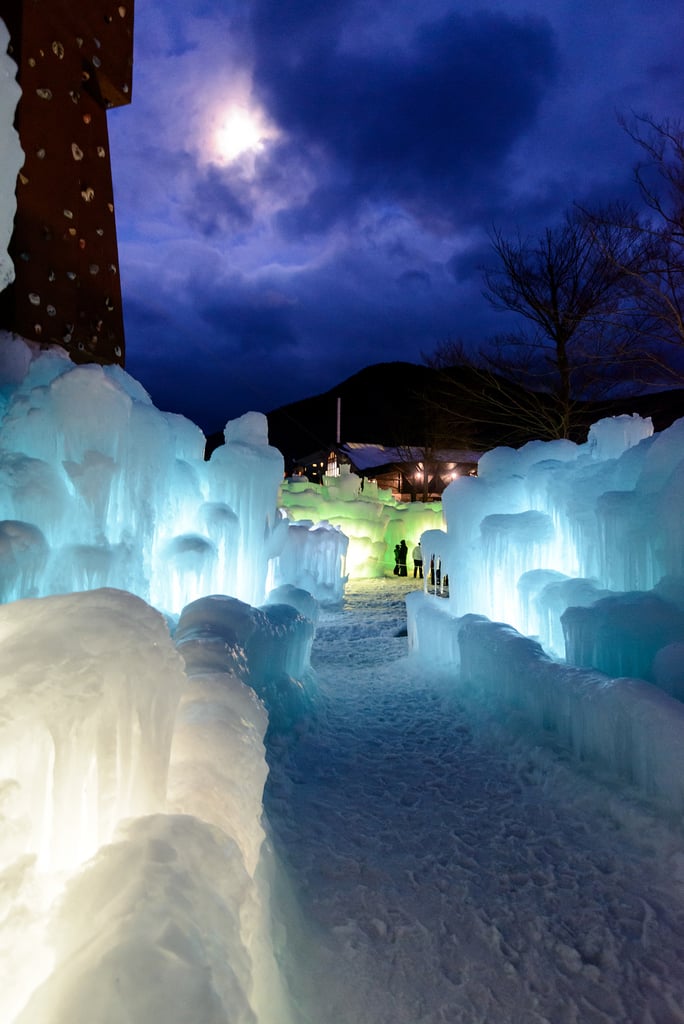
[207,361,684,468]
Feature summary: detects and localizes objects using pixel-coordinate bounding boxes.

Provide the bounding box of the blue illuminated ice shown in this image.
[0,336,293,612]
[410,411,684,810]
[0,344,311,1021]
[269,517,349,605]
[175,592,316,733]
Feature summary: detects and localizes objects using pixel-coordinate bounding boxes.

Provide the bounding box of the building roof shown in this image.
[339,443,482,472]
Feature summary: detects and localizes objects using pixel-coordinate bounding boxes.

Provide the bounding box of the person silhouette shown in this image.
[398,539,408,577]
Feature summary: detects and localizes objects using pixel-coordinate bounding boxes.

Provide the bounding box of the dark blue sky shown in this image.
[108,0,684,434]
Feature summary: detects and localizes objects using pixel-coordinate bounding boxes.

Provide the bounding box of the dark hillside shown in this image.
[265,362,442,460]
[206,361,684,465]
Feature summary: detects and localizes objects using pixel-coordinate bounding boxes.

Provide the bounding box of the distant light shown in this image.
[215,106,265,161]
[213,96,278,165]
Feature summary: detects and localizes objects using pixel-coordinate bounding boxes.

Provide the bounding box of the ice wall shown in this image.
[0,589,184,1019]
[280,465,443,578]
[409,413,684,811]
[0,337,288,613]
[0,587,294,1024]
[268,517,349,605]
[0,338,313,1022]
[407,593,684,813]
[0,18,22,291]
[423,413,684,664]
[174,592,317,735]
[0,589,185,874]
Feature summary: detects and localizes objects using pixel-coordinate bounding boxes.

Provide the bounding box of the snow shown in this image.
[339,442,482,471]
[266,578,684,1024]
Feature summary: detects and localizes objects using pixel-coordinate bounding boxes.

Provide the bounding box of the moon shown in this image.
[214,104,272,162]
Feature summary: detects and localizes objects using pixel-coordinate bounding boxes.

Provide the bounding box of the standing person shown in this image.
[398,539,408,577]
[412,544,423,579]
[393,543,401,575]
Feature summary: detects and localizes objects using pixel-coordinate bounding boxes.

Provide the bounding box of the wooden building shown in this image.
[292,443,480,500]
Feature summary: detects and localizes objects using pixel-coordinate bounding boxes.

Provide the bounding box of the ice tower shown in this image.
[0,0,133,365]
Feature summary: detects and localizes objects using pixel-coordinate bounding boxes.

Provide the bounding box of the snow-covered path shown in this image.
[264,578,684,1024]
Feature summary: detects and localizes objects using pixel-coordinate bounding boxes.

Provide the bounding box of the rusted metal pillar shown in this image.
[0,0,133,365]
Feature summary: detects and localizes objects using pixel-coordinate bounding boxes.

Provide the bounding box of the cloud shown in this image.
[250,5,558,228]
[186,165,255,237]
[119,213,488,431]
[108,0,684,433]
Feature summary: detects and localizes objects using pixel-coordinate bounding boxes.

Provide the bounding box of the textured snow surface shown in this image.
[266,577,684,1024]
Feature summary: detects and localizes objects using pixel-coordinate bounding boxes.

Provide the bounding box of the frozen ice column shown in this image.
[206,411,286,608]
[0,588,187,1023]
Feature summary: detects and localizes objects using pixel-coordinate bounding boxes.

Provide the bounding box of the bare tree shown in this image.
[479,209,649,437]
[609,114,684,380]
[426,338,571,444]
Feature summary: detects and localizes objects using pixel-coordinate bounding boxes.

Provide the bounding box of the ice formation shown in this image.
[279,465,443,579]
[268,515,349,605]
[0,588,281,1022]
[0,585,298,1024]
[0,328,326,1021]
[0,336,326,1021]
[409,412,684,811]
[175,592,316,734]
[0,335,289,613]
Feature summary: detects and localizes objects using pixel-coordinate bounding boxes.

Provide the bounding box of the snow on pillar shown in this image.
[0,17,23,292]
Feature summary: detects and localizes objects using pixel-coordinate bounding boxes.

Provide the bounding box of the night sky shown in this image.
[107,0,684,434]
